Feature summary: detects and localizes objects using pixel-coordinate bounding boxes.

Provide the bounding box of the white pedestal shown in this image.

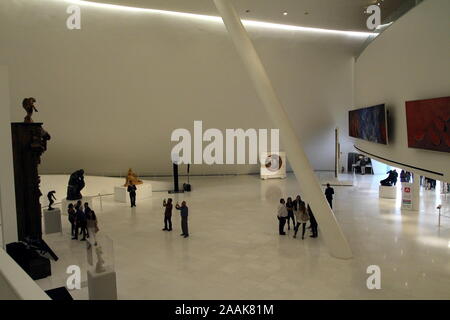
[87,267,117,300]
[379,185,397,199]
[114,184,152,203]
[61,196,94,213]
[401,180,420,211]
[43,208,62,234]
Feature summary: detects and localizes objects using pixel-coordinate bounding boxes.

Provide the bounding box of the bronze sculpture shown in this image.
[67,169,85,200]
[47,191,56,210]
[124,168,143,187]
[380,170,398,186]
[22,97,38,123]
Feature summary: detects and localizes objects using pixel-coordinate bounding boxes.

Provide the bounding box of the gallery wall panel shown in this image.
[354,0,450,183]
[0,0,361,176]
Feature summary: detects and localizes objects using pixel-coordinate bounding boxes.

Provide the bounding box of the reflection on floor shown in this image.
[36,173,450,299]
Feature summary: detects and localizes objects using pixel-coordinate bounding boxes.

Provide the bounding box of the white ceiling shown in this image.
[85,0,407,31]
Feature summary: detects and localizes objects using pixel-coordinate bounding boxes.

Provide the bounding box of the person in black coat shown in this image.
[68,203,76,238]
[308,205,318,238]
[127,182,137,207]
[285,197,295,230]
[74,200,87,241]
[162,198,173,231]
[175,201,189,238]
[325,183,335,209]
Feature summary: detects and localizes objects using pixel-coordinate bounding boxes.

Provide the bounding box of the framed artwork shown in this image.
[406,96,450,153]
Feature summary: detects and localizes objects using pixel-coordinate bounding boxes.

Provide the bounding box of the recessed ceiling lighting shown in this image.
[283,11,288,16]
[65,0,374,38]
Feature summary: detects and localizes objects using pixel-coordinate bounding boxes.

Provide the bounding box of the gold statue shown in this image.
[124,168,143,187]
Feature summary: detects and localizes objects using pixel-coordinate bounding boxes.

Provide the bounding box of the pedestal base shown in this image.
[114,184,152,203]
[260,174,287,180]
[87,267,117,300]
[43,208,62,234]
[61,196,94,213]
[379,185,397,199]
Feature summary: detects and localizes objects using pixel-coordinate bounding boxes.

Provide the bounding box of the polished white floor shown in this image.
[36,173,450,299]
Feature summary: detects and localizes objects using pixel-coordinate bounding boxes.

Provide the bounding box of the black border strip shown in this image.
[353,145,444,176]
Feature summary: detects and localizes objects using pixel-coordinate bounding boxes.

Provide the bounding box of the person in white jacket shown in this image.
[277,199,288,235]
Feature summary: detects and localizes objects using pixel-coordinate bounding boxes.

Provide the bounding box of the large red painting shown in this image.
[406,96,450,153]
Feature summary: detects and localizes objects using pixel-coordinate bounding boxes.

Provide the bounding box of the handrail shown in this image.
[42,193,114,210]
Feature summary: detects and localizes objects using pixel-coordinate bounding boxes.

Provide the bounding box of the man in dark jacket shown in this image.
[127,182,137,207]
[308,205,318,238]
[162,198,173,231]
[175,201,189,238]
[74,200,87,241]
[325,183,335,209]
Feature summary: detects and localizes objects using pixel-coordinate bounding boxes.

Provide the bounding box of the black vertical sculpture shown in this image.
[168,162,184,194]
[10,122,57,261]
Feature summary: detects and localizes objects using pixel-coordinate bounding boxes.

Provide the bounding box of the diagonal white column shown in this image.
[213,0,352,259]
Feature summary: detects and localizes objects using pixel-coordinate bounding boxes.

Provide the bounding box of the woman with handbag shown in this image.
[293,196,309,239]
[86,209,99,246]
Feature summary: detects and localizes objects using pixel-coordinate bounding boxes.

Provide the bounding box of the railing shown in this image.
[43,192,113,213]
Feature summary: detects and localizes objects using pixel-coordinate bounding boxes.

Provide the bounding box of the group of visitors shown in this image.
[423,177,437,190]
[400,170,412,183]
[67,200,99,244]
[162,199,190,238]
[277,195,318,239]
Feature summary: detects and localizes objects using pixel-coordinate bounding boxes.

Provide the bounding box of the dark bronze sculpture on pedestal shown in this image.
[380,170,399,186]
[47,191,56,210]
[11,123,51,240]
[67,169,85,200]
[7,100,57,280]
[22,97,38,123]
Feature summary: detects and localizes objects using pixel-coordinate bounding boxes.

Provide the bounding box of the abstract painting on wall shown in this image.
[349,104,388,144]
[406,96,450,153]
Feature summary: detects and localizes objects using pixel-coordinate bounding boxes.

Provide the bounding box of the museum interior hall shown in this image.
[0,0,449,301]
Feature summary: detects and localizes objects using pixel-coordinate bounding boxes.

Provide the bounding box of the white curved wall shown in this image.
[0,0,364,176]
[354,0,450,182]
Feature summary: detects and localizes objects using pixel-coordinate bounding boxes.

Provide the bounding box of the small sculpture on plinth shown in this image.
[123,168,143,187]
[67,169,85,200]
[47,191,56,210]
[380,170,398,186]
[95,246,106,273]
[22,97,38,123]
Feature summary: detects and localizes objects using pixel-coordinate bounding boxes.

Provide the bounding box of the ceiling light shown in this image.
[283,12,288,16]
[65,0,374,38]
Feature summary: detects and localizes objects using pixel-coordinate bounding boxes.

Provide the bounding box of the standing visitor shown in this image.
[293,196,309,239]
[308,205,318,238]
[68,203,76,239]
[175,201,189,238]
[127,182,137,207]
[74,200,87,241]
[400,170,407,182]
[286,197,295,230]
[162,198,173,231]
[277,199,288,235]
[86,209,99,246]
[325,183,335,209]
